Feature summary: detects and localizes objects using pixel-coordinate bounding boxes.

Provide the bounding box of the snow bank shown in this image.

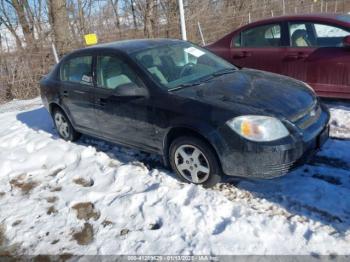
[0,98,349,255]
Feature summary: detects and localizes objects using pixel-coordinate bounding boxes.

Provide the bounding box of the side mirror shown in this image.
[343,35,350,47]
[114,83,148,97]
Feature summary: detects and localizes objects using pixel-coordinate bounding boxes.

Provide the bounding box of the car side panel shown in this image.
[306,47,350,98]
[59,81,97,130]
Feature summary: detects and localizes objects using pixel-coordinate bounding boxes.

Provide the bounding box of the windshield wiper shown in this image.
[168,69,236,92]
[168,82,201,92]
[212,68,237,77]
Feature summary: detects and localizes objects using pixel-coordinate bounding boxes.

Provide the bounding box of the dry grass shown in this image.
[72,202,100,221]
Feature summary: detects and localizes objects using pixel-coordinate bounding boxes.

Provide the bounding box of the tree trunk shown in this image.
[47,0,71,56]
[77,0,86,35]
[11,0,35,48]
[144,0,157,38]
[110,0,122,37]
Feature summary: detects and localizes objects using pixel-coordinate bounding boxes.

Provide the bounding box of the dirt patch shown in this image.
[72,223,93,245]
[12,220,21,227]
[73,177,94,187]
[0,192,5,198]
[59,253,73,261]
[46,196,58,203]
[72,202,100,221]
[51,239,59,245]
[101,220,114,228]
[0,225,4,246]
[50,186,62,192]
[120,228,129,236]
[148,222,162,230]
[0,225,14,256]
[47,206,58,215]
[10,176,38,194]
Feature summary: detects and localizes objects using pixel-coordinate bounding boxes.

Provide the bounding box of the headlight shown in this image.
[227,115,289,142]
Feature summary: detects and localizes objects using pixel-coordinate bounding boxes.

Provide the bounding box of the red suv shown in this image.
[207,14,350,99]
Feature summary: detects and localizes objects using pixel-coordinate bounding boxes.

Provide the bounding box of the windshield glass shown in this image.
[131,42,237,90]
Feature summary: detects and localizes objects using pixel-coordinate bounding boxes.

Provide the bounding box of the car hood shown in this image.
[173,69,317,121]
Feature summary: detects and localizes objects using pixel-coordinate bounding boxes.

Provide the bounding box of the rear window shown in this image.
[239,23,281,48]
[336,15,350,23]
[60,56,93,86]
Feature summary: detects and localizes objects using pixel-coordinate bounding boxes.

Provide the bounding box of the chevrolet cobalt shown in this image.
[40,39,330,187]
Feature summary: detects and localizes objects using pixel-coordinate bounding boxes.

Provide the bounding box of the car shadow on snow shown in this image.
[16,106,173,173]
[17,107,350,234]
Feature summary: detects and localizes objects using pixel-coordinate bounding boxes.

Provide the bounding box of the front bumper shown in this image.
[216,106,330,179]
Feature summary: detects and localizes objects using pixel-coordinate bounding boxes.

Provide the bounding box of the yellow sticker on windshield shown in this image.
[84,34,98,45]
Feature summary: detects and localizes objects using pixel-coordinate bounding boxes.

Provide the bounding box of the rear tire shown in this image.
[169,136,221,188]
[53,108,81,141]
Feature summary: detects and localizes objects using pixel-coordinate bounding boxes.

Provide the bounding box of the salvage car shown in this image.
[40,39,330,187]
[207,14,350,99]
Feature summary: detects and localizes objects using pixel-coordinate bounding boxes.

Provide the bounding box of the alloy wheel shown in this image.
[54,112,70,139]
[174,144,210,183]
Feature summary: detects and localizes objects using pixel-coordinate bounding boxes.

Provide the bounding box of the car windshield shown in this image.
[131,42,237,90]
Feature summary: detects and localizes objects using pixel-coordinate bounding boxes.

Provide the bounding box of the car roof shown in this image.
[81,38,185,54]
[247,13,350,26]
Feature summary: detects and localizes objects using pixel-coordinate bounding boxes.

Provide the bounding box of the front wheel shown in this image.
[53,109,81,141]
[169,136,221,188]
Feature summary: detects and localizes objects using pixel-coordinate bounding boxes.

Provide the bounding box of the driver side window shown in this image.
[96,56,141,90]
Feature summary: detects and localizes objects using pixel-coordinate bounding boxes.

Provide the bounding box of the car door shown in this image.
[59,54,97,130]
[284,21,350,98]
[93,54,159,152]
[230,22,287,74]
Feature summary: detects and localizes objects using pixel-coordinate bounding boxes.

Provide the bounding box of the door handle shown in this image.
[72,90,85,95]
[285,52,308,60]
[297,53,308,59]
[97,98,107,106]
[285,53,299,60]
[233,51,251,59]
[62,90,69,97]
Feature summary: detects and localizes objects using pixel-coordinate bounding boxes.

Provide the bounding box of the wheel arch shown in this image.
[162,126,223,169]
[48,102,75,127]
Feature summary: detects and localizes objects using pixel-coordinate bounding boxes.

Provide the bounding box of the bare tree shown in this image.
[0,0,23,49]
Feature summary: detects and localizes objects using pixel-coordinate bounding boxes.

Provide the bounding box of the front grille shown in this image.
[252,161,295,178]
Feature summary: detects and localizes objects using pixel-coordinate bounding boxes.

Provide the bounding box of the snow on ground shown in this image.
[0,98,349,256]
[326,99,350,139]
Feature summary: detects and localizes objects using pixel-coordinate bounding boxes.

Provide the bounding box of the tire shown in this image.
[52,108,81,141]
[169,136,221,188]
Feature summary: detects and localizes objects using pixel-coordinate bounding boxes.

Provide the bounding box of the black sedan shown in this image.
[40,39,330,187]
